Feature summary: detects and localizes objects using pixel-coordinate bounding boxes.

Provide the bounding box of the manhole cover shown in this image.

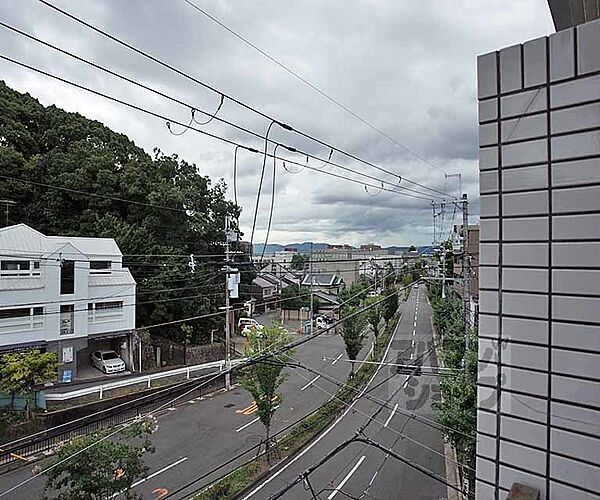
[224,403,235,408]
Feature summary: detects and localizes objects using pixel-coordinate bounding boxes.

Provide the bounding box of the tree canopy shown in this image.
[241,324,290,461]
[0,81,243,343]
[0,350,58,415]
[43,417,157,500]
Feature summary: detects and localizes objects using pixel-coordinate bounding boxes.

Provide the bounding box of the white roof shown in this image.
[0,224,122,258]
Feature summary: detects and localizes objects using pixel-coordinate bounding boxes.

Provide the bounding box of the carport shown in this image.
[76,330,133,379]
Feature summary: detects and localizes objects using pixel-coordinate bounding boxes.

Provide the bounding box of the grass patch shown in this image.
[194,311,400,500]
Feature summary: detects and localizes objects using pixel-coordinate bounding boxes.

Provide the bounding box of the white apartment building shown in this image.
[0,224,136,382]
[476,10,600,499]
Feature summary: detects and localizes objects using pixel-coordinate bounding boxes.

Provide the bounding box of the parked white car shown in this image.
[91,350,126,374]
[238,318,263,337]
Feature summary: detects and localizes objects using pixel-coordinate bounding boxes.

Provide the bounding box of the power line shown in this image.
[0,19,440,201]
[0,52,432,202]
[180,0,448,178]
[32,1,451,199]
[260,144,278,262]
[250,120,276,247]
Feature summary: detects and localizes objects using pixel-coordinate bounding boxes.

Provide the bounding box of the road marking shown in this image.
[402,376,411,388]
[152,488,169,500]
[327,455,366,499]
[112,457,188,496]
[332,353,343,365]
[240,307,400,500]
[301,375,321,391]
[236,416,260,432]
[236,397,278,415]
[383,403,398,428]
[236,401,258,415]
[235,405,280,432]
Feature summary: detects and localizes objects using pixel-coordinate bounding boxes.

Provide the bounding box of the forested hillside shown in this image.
[0,81,241,343]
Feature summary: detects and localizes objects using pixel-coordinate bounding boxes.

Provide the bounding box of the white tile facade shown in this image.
[476,18,600,500]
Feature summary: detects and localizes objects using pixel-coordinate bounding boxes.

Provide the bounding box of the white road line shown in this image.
[236,416,260,433]
[326,455,366,499]
[301,375,321,391]
[383,403,399,428]
[240,309,400,500]
[402,376,411,388]
[235,405,279,432]
[332,353,343,365]
[114,456,188,495]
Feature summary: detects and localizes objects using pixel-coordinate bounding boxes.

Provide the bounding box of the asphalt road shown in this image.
[0,310,377,499]
[0,286,445,500]
[238,284,447,500]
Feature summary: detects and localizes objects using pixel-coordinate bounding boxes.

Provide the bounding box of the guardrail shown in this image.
[0,359,245,466]
[45,358,245,401]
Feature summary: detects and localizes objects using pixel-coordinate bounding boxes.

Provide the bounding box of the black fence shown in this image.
[0,370,228,466]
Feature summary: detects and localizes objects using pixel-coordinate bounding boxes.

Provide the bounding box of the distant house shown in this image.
[313,291,341,319]
[251,276,278,313]
[0,224,136,382]
[301,273,344,295]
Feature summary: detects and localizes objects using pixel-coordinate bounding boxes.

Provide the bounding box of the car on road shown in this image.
[238,317,264,336]
[91,350,126,374]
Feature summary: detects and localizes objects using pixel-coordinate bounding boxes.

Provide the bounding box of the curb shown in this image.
[430,314,465,500]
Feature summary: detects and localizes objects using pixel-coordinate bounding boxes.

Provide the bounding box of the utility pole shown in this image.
[309,242,314,335]
[0,199,16,227]
[460,194,471,353]
[224,216,232,391]
[441,249,446,299]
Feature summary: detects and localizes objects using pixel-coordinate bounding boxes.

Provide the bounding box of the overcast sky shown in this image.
[0,0,554,246]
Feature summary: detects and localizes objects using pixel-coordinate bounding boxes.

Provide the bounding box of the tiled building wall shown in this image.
[476,18,600,500]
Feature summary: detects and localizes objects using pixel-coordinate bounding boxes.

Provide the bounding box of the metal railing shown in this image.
[0,359,244,466]
[45,358,244,401]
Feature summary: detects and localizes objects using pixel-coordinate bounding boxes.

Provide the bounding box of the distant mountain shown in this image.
[253,242,329,254]
[254,243,435,255]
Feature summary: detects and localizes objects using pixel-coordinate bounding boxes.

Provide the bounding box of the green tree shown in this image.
[339,280,369,308]
[0,350,58,416]
[382,287,398,322]
[280,284,319,311]
[43,417,156,500]
[290,254,306,271]
[383,262,396,288]
[241,325,290,462]
[0,81,241,344]
[427,283,478,489]
[364,296,382,338]
[408,245,417,252]
[340,306,367,378]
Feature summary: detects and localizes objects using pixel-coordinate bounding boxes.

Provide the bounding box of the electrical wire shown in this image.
[259,144,279,262]
[0,18,443,203]
[250,120,276,248]
[191,93,225,125]
[179,0,448,178]
[233,145,240,206]
[32,1,452,199]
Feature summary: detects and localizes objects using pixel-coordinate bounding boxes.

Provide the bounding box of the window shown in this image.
[96,301,123,311]
[0,260,40,277]
[0,307,44,334]
[90,261,112,274]
[60,304,74,335]
[0,308,30,320]
[60,260,75,295]
[88,301,123,323]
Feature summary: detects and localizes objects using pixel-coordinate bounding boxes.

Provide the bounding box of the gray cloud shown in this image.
[0,0,553,246]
